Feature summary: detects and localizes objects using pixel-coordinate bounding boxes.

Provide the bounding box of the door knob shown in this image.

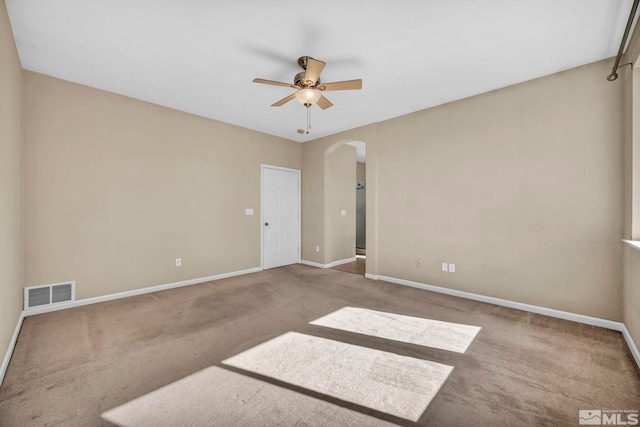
[265,222,269,226]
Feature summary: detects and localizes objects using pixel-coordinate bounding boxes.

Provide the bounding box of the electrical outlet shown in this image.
[176,258,182,267]
[417,259,423,268]
[315,246,320,252]
[449,263,455,273]
[442,262,448,272]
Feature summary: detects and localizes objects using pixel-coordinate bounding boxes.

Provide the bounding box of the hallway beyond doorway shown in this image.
[332,255,365,275]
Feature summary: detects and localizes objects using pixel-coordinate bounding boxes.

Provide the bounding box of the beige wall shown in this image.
[325,144,356,263]
[357,162,366,181]
[24,72,301,300]
[623,244,640,353]
[624,69,633,239]
[301,133,327,265]
[0,0,23,371]
[303,59,624,320]
[301,124,378,267]
[629,68,640,240]
[623,57,640,354]
[376,59,623,320]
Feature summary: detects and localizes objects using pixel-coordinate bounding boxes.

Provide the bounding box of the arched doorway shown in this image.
[299,125,377,278]
[324,140,367,276]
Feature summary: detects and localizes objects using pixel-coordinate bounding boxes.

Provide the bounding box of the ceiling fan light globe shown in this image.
[295,88,321,105]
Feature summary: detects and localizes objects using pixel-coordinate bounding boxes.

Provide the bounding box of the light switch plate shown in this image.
[449,263,455,272]
[340,209,347,216]
[442,263,448,271]
[245,208,254,216]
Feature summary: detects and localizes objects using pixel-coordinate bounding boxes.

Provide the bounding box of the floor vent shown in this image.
[24,281,75,310]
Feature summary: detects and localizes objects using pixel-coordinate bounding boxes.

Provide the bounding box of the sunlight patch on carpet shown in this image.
[310,307,481,353]
[222,332,453,421]
[101,366,392,427]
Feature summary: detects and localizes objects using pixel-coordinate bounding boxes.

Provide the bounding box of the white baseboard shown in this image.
[364,273,378,280]
[0,311,24,388]
[300,257,357,269]
[374,275,623,330]
[300,260,325,269]
[621,324,640,369]
[368,274,640,369]
[326,257,357,268]
[23,267,263,317]
[623,239,640,251]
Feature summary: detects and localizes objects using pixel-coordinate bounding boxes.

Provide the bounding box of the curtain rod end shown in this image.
[607,72,619,81]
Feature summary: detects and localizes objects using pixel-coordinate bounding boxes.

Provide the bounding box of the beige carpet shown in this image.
[0,264,639,426]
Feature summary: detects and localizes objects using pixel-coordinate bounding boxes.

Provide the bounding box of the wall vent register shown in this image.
[24,282,75,310]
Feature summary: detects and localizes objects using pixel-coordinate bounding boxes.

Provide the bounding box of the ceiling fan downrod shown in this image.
[608,0,639,81]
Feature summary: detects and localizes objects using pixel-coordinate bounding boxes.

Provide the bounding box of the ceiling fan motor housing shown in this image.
[294,71,320,88]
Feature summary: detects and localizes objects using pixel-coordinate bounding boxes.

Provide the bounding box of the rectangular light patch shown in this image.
[102,366,392,427]
[222,332,452,421]
[311,307,481,353]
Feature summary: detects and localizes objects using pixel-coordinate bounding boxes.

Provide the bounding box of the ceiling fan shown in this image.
[253,56,362,111]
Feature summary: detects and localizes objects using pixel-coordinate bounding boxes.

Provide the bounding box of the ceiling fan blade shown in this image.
[253,78,297,89]
[319,79,362,91]
[316,95,333,110]
[304,58,326,85]
[271,93,296,107]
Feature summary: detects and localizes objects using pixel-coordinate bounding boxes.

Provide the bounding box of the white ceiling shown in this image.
[6,0,635,143]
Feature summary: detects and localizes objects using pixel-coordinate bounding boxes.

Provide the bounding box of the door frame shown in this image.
[260,164,301,270]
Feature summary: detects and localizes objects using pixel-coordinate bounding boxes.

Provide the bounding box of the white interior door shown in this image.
[262,166,300,269]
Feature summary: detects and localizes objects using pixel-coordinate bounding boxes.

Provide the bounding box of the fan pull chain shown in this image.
[306,104,311,134]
